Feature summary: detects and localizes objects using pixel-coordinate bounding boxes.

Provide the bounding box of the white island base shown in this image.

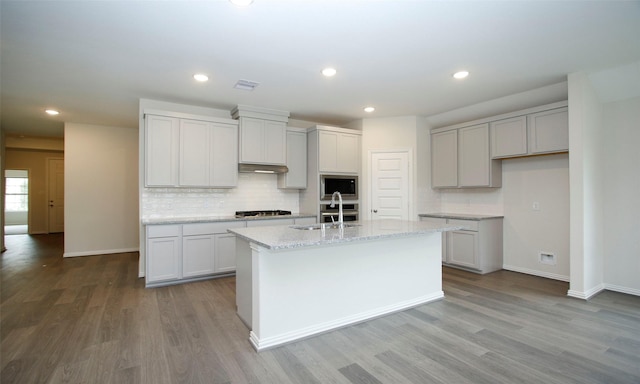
[235,231,443,351]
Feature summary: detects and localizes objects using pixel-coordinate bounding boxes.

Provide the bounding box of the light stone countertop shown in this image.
[141,213,316,225]
[418,213,504,221]
[228,219,463,250]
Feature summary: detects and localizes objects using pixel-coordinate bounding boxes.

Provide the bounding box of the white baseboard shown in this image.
[603,284,640,297]
[250,292,445,351]
[502,264,569,282]
[63,247,139,258]
[567,283,606,300]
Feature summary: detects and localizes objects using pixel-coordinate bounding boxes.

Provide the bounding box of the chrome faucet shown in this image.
[330,191,344,228]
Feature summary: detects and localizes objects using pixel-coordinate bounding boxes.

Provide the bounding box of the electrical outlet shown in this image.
[532,201,540,211]
[539,252,556,265]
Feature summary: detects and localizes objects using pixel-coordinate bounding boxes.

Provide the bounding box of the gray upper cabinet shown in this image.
[528,107,569,154]
[145,115,179,187]
[490,116,528,159]
[145,113,238,188]
[432,101,568,189]
[278,128,307,189]
[459,124,500,187]
[431,124,501,189]
[490,106,568,159]
[232,105,290,166]
[431,130,458,188]
[238,117,287,165]
[316,128,361,174]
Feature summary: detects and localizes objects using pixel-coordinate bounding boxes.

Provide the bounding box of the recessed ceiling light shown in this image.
[322,67,337,77]
[229,0,253,6]
[193,73,209,82]
[364,106,375,113]
[45,109,59,115]
[453,71,470,79]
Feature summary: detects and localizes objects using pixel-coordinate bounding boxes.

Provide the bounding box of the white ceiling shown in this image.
[2,0,640,138]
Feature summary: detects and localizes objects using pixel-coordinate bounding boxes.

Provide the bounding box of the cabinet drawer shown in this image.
[448,219,479,232]
[183,221,245,236]
[420,217,447,225]
[147,224,181,238]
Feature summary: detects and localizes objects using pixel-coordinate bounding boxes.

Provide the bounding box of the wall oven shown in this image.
[320,203,359,223]
[320,175,358,201]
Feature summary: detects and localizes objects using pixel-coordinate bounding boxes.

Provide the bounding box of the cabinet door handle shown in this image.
[372,209,378,213]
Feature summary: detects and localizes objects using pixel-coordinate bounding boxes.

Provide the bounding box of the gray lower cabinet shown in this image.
[182,233,215,278]
[145,217,316,287]
[420,216,503,274]
[145,221,245,287]
[146,225,182,284]
[214,233,237,274]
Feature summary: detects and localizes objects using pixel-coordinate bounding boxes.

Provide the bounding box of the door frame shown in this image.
[367,149,413,221]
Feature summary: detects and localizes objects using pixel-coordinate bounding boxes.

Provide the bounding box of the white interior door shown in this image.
[47,158,64,233]
[370,151,410,220]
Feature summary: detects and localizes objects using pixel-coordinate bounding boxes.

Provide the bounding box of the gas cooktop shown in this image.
[235,210,292,218]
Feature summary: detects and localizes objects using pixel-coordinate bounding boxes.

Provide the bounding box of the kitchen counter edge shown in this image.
[419,213,504,221]
[228,220,463,250]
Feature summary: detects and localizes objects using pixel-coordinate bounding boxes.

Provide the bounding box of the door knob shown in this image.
[373,209,378,213]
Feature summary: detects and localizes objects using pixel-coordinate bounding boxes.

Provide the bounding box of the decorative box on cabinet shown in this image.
[307,125,362,175]
[278,128,307,189]
[232,105,290,166]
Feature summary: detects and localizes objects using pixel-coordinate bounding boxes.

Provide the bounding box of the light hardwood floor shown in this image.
[1,234,639,383]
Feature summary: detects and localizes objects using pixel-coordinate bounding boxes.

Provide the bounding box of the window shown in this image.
[5,170,28,212]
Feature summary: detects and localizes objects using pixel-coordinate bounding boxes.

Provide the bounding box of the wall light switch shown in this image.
[532,201,540,211]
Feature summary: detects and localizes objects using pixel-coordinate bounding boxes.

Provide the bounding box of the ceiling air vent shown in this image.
[234,79,260,91]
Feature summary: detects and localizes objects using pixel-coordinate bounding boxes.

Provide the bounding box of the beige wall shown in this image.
[359,115,437,220]
[1,131,4,251]
[502,154,570,280]
[568,71,606,299]
[5,148,64,234]
[65,123,139,257]
[602,96,640,294]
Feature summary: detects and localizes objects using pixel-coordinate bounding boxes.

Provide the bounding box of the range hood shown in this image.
[238,163,289,174]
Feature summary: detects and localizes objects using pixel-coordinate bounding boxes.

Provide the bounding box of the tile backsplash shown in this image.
[142,173,300,218]
[438,187,504,216]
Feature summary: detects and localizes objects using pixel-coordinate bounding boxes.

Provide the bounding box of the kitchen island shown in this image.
[228,219,460,351]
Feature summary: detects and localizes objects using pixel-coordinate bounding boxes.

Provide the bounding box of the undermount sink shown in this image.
[291,223,360,230]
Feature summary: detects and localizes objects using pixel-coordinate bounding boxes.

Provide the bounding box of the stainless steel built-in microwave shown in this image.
[320,175,358,201]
